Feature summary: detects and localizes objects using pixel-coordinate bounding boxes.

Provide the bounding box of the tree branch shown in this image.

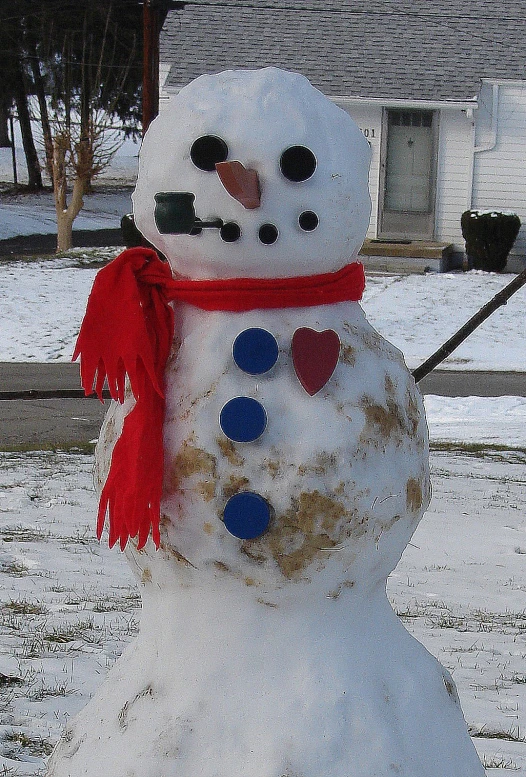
[412,267,526,383]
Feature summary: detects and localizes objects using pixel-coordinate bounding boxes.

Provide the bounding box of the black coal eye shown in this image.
[299,211,319,231]
[190,135,228,171]
[280,146,317,182]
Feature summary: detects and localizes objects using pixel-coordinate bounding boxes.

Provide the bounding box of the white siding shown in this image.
[338,103,473,247]
[335,103,383,239]
[434,110,474,249]
[472,82,526,256]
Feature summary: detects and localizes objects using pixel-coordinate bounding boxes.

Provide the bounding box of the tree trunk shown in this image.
[29,51,54,183]
[53,134,85,252]
[0,98,10,148]
[13,58,42,190]
[55,175,84,252]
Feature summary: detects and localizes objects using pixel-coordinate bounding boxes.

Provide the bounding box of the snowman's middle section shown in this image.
[159,302,428,594]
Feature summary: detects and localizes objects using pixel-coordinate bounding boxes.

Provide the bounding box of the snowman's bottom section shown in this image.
[47,583,484,777]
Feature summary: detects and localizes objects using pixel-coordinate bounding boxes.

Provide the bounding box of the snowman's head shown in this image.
[133,68,371,280]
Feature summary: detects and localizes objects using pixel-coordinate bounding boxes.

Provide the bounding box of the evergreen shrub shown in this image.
[461,210,521,272]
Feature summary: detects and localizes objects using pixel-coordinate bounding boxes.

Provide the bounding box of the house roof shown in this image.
[161,0,526,102]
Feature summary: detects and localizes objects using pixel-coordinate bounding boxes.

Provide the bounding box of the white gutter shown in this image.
[162,85,479,113]
[473,82,499,153]
[330,95,478,111]
[469,82,500,209]
[467,114,477,211]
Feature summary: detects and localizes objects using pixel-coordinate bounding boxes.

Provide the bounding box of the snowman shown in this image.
[49,68,484,777]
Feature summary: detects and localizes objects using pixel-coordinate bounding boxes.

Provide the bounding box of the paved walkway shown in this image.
[1,363,524,450]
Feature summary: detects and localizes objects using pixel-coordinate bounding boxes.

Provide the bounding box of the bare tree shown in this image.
[23,0,142,249]
[52,111,123,251]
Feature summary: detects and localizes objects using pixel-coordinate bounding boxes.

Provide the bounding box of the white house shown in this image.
[159,1,526,270]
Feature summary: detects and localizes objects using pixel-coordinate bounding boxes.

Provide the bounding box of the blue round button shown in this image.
[220,396,267,443]
[223,492,272,539]
[233,328,279,375]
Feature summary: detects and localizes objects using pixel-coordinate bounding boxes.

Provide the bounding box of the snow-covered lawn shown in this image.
[0,191,133,240]
[0,448,524,776]
[0,251,525,372]
[0,138,137,238]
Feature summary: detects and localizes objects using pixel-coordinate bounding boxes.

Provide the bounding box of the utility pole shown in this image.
[142,0,185,135]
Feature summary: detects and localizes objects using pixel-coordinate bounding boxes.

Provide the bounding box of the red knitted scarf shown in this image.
[73,247,365,550]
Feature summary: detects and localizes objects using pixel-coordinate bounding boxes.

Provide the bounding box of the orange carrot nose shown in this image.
[215,161,261,209]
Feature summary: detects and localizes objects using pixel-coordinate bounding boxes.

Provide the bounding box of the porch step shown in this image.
[360,239,454,260]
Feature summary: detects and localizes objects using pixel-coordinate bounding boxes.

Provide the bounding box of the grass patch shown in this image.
[0,442,96,454]
[0,244,120,265]
[0,767,21,777]
[472,726,525,743]
[3,730,54,758]
[19,636,46,658]
[43,616,101,645]
[29,681,77,701]
[119,616,140,636]
[482,755,519,770]
[62,529,98,546]
[0,561,29,577]
[504,672,526,684]
[1,599,48,616]
[0,766,21,777]
[394,601,526,636]
[395,601,526,635]
[431,440,526,459]
[431,613,469,630]
[0,673,24,688]
[47,585,74,594]
[53,246,119,264]
[92,593,140,613]
[0,525,50,543]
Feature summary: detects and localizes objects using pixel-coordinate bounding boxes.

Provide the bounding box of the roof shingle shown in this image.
[161,1,526,101]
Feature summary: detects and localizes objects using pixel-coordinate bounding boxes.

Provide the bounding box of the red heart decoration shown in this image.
[292,328,341,395]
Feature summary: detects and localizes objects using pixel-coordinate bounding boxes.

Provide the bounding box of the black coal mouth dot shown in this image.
[299,211,319,231]
[220,222,241,242]
[259,223,279,245]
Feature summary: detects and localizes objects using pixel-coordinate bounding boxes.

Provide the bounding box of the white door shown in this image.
[379,110,437,239]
